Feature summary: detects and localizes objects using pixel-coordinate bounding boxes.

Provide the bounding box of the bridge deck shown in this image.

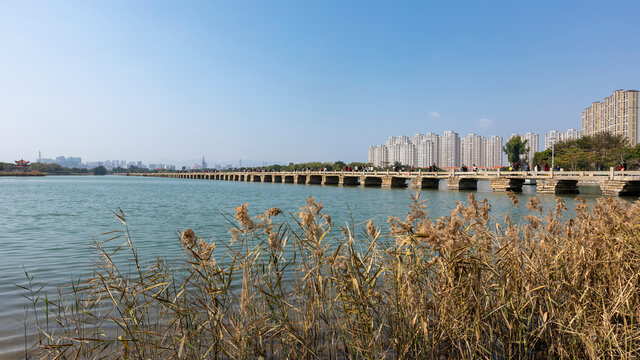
[124,170,640,197]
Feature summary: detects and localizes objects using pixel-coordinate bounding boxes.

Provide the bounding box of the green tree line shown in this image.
[532,133,639,170]
[244,161,373,172]
[0,162,113,175]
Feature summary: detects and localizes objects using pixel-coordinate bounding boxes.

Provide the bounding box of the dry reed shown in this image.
[21,194,640,359]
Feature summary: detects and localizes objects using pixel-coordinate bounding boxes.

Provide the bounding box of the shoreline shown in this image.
[0,173,99,177]
[0,172,46,177]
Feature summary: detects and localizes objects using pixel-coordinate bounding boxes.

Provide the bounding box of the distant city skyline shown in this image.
[22,153,267,170]
[2,1,640,164]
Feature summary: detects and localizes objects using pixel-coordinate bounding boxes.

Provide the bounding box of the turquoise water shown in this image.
[0,175,623,357]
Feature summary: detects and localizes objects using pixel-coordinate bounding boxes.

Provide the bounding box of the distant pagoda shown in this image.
[15,159,30,167]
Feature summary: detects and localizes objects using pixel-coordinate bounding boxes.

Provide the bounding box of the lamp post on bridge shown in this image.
[551,139,555,172]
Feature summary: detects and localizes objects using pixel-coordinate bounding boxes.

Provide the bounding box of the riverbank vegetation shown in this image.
[0,162,90,175]
[23,195,640,359]
[253,161,372,172]
[533,132,640,170]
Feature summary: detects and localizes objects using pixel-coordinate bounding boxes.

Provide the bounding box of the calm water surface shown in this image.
[0,175,628,357]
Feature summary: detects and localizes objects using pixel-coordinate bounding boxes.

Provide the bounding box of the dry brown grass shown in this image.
[22,194,640,359]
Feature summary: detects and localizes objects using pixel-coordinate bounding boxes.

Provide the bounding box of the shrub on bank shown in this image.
[23,194,640,359]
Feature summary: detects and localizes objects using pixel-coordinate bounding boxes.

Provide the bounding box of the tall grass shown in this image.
[22,194,640,359]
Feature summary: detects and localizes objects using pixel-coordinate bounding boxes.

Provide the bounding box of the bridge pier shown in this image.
[381,176,408,188]
[340,175,360,186]
[600,180,640,196]
[446,177,477,190]
[263,175,273,183]
[274,175,283,183]
[490,177,525,192]
[536,179,579,194]
[252,175,261,182]
[411,177,440,189]
[284,175,294,183]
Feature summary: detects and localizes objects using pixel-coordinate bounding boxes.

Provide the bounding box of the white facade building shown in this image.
[399,142,416,167]
[441,131,461,168]
[368,145,389,167]
[523,132,539,165]
[485,135,503,168]
[416,140,436,167]
[545,129,581,150]
[461,133,485,168]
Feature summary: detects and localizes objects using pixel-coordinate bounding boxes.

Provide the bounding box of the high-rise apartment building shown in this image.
[386,136,410,165]
[563,128,581,141]
[485,135,503,168]
[399,142,416,167]
[368,145,389,167]
[424,133,440,165]
[544,129,582,150]
[440,131,460,168]
[385,137,397,164]
[544,130,558,150]
[416,140,436,167]
[523,132,539,165]
[461,133,485,167]
[582,89,639,145]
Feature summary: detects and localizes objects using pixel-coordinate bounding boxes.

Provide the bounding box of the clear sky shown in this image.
[1,1,639,165]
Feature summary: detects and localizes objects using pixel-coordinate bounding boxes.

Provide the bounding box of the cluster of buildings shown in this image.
[37,155,177,171]
[38,156,83,168]
[368,89,639,169]
[35,154,233,171]
[369,130,583,170]
[368,132,505,169]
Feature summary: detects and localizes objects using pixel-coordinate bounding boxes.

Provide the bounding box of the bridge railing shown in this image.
[127,169,640,180]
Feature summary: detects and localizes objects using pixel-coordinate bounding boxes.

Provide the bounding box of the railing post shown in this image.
[610,167,615,179]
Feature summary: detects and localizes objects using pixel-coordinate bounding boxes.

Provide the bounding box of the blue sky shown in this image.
[1,1,639,165]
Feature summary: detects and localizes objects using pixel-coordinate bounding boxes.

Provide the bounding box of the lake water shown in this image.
[0,175,626,357]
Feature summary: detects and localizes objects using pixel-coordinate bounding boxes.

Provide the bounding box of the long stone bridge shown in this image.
[126,169,640,197]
